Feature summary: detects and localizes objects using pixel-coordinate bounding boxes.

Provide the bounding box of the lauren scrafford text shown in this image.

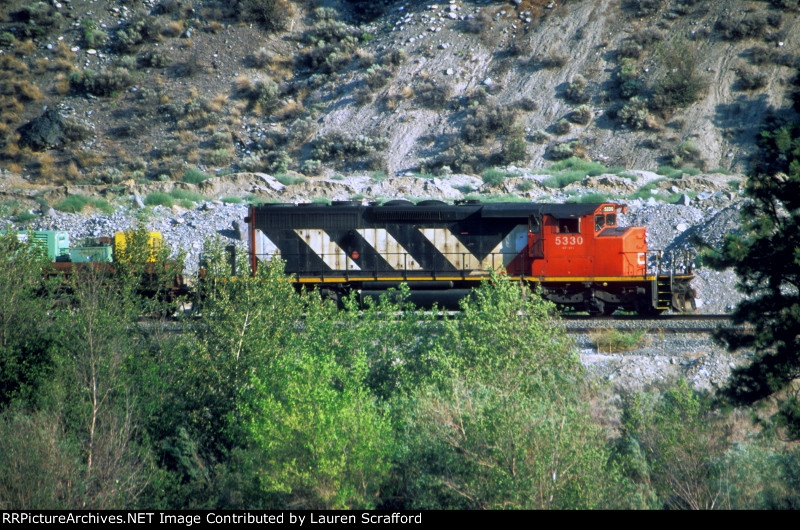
[3,512,424,526]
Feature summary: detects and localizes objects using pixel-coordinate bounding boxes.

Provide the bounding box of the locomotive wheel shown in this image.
[602,304,619,316]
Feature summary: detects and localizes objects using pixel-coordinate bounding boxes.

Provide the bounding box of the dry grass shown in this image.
[52,73,71,95]
[74,149,104,169]
[13,39,36,57]
[161,20,184,38]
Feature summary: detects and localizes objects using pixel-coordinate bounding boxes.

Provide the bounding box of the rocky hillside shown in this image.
[0,0,798,190]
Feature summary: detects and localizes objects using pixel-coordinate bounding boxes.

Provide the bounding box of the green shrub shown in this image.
[206,149,232,166]
[300,159,323,176]
[182,168,211,185]
[239,0,293,31]
[547,141,585,161]
[275,173,307,186]
[617,58,643,99]
[629,178,667,200]
[481,168,512,186]
[569,105,593,125]
[649,44,707,112]
[552,118,571,135]
[618,96,651,129]
[11,211,37,223]
[461,103,519,145]
[55,194,114,214]
[564,75,590,104]
[221,196,244,204]
[591,328,645,352]
[144,192,174,207]
[169,189,205,203]
[114,15,159,53]
[81,19,107,48]
[69,68,133,97]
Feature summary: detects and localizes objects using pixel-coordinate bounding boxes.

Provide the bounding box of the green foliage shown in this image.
[274,173,307,186]
[182,168,211,185]
[616,380,727,509]
[0,231,55,407]
[590,328,645,351]
[461,103,519,145]
[649,43,706,113]
[220,196,243,204]
[81,19,107,48]
[704,119,800,417]
[480,168,512,186]
[69,68,133,97]
[54,194,114,214]
[618,96,651,129]
[144,192,174,207]
[393,275,620,509]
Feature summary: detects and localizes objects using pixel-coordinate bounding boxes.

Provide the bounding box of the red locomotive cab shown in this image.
[524,203,647,279]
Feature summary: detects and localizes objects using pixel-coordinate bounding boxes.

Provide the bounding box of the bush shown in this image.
[182,168,210,185]
[617,58,643,99]
[206,149,232,166]
[81,20,107,48]
[55,194,114,214]
[300,159,323,176]
[221,196,244,204]
[275,173,307,186]
[668,140,703,168]
[716,12,772,41]
[514,97,538,111]
[461,103,519,145]
[618,97,652,129]
[552,118,571,135]
[616,41,643,60]
[735,64,768,91]
[569,105,593,125]
[139,49,169,68]
[169,188,205,204]
[628,0,663,16]
[480,168,512,186]
[69,68,132,97]
[564,75,590,104]
[416,80,452,109]
[143,192,173,207]
[539,51,569,69]
[547,142,585,162]
[311,132,388,164]
[461,12,491,34]
[239,0,294,31]
[114,15,160,53]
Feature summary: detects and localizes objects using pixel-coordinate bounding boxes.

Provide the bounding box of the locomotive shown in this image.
[244,200,696,314]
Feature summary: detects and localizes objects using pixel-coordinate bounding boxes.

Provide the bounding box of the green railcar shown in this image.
[2,230,71,262]
[69,237,113,263]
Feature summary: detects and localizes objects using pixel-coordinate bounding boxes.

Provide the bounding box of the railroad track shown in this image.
[560,313,738,334]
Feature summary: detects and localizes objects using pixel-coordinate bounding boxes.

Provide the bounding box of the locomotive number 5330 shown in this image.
[554,235,584,246]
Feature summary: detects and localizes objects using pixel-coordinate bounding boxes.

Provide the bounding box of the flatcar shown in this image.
[244,200,695,314]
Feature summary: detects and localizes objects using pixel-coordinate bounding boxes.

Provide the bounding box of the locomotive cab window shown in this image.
[557,219,580,234]
[606,214,616,227]
[529,215,541,233]
[595,215,605,232]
